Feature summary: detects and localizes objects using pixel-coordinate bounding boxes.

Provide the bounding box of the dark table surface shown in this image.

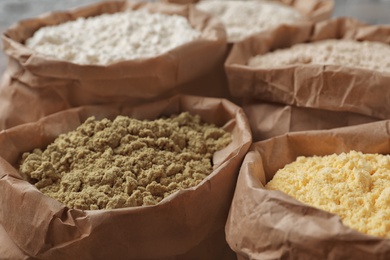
[1,0,390,75]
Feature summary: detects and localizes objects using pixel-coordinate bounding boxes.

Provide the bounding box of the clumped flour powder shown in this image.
[266,151,390,238]
[196,0,304,42]
[25,10,201,65]
[249,39,390,73]
[19,113,231,210]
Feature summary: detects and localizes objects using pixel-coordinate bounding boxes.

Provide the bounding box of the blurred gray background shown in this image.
[1,0,390,74]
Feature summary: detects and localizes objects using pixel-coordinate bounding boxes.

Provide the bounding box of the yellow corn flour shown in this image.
[266,150,390,238]
[19,112,231,210]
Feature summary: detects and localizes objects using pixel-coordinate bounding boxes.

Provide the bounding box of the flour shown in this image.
[25,10,201,65]
[266,151,390,238]
[248,39,390,73]
[196,0,304,42]
[19,113,231,210]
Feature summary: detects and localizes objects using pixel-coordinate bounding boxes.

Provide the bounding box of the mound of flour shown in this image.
[248,39,390,73]
[25,10,201,65]
[196,0,304,42]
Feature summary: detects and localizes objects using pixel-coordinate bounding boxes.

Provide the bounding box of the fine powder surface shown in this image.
[266,150,390,238]
[196,0,303,42]
[25,10,201,65]
[248,39,390,73]
[18,113,231,210]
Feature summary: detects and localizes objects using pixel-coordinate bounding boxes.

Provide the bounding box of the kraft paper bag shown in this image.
[0,95,252,260]
[226,17,390,119]
[163,0,334,106]
[226,120,390,259]
[0,1,227,130]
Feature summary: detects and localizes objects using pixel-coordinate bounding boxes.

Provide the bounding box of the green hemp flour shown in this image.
[19,112,231,210]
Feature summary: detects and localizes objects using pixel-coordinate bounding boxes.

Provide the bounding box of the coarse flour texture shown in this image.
[25,10,201,65]
[196,0,303,42]
[19,113,231,210]
[249,39,390,73]
[266,151,390,238]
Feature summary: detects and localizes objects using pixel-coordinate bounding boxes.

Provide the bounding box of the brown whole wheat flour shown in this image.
[18,112,231,210]
[248,39,390,72]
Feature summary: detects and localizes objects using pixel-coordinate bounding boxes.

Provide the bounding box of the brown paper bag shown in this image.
[225,17,390,119]
[243,101,379,141]
[164,0,334,107]
[0,1,227,130]
[0,95,252,260]
[225,121,390,259]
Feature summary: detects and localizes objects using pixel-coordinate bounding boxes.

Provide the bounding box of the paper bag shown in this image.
[0,95,251,260]
[0,1,227,130]
[226,120,390,259]
[164,0,334,106]
[225,17,390,119]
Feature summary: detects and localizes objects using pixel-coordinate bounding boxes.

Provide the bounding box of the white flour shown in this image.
[196,0,304,42]
[248,39,390,73]
[25,10,201,65]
